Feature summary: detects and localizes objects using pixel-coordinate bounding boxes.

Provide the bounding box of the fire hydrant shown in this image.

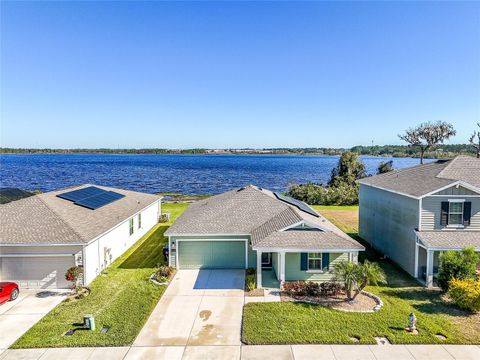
[407,312,417,333]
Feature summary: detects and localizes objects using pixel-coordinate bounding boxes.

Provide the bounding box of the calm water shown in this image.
[0,154,427,195]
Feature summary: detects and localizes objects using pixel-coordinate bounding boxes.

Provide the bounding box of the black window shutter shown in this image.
[322,253,330,271]
[440,202,449,226]
[300,253,308,271]
[463,202,472,226]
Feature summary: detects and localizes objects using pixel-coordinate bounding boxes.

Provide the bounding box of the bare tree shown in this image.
[398,121,456,164]
[469,123,480,158]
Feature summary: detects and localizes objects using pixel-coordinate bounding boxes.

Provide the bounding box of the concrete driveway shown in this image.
[134,269,245,347]
[0,289,69,351]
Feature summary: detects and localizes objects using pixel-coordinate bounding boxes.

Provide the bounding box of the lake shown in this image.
[0,154,427,195]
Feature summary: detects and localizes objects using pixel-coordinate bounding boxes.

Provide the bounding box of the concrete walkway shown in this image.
[1,344,479,360]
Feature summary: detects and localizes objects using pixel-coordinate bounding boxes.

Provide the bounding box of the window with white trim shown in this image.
[129,218,134,235]
[449,202,464,226]
[138,213,142,229]
[308,253,322,271]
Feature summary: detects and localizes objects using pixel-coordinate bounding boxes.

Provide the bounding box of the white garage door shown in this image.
[0,256,74,289]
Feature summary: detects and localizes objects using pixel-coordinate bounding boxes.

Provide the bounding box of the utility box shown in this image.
[84,314,96,331]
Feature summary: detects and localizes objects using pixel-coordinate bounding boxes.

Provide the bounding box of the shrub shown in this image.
[65,266,83,291]
[153,265,174,282]
[287,182,359,206]
[245,274,256,292]
[319,281,343,296]
[448,278,480,312]
[246,267,256,276]
[438,247,480,292]
[304,282,320,296]
[283,281,306,296]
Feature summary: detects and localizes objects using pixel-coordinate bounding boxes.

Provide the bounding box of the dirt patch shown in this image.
[245,288,265,297]
[199,310,212,321]
[281,291,378,312]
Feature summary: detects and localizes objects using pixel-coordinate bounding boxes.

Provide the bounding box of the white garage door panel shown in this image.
[1,257,74,289]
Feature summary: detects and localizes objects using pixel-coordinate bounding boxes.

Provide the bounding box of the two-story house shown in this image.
[358,155,480,287]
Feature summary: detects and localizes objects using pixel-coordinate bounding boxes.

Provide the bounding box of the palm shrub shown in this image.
[333,260,386,300]
[438,247,480,292]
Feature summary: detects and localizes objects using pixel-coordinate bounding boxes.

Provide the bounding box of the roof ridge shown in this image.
[36,194,86,241]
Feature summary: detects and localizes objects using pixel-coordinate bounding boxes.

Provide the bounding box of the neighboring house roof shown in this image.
[0,184,160,245]
[416,230,480,251]
[165,185,364,252]
[358,155,480,198]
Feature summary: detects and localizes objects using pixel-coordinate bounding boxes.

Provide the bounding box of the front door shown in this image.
[261,252,272,269]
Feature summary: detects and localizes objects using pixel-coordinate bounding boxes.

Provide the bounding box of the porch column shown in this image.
[279,252,286,282]
[426,249,434,288]
[414,241,419,278]
[256,250,262,288]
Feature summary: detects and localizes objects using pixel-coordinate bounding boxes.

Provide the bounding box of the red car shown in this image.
[0,282,19,305]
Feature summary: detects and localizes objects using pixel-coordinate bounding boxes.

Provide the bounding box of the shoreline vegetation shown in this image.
[0,144,475,158]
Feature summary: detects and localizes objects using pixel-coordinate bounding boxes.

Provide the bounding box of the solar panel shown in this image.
[74,191,125,210]
[57,186,107,202]
[274,192,319,217]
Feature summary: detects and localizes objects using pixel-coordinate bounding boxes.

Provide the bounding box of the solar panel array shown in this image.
[57,186,125,210]
[274,192,319,217]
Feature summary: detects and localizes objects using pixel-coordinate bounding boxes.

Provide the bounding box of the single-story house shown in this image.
[165,185,364,288]
[359,155,480,287]
[0,184,161,289]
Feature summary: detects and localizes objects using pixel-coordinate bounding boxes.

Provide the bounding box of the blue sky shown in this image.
[1,1,479,149]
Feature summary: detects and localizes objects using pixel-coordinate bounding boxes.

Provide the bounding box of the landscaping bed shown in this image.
[281,291,379,312]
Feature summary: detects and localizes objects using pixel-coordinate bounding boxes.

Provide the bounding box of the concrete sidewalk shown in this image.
[1,344,479,360]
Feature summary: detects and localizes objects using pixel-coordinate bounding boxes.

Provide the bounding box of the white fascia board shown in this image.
[165,233,250,237]
[252,247,364,253]
[359,182,420,200]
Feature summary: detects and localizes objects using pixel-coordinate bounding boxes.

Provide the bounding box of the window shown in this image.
[449,201,464,226]
[308,253,322,271]
[138,213,142,229]
[129,218,134,235]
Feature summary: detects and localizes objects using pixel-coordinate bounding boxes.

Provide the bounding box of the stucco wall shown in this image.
[84,200,160,285]
[285,252,348,282]
[359,184,419,276]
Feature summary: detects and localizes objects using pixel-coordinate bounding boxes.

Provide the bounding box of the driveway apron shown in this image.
[134,269,245,347]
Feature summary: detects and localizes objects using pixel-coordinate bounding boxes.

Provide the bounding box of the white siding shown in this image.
[83,200,160,285]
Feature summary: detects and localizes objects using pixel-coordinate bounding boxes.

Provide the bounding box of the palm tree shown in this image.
[333,260,386,300]
[332,261,358,300]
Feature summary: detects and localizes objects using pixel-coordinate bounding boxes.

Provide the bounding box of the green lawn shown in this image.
[243,206,480,345]
[13,203,187,348]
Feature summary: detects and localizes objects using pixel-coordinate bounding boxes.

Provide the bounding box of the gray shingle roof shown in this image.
[165,185,363,251]
[416,231,480,250]
[359,156,480,198]
[254,229,364,250]
[0,184,160,245]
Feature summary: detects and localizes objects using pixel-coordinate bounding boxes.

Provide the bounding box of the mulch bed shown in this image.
[281,291,378,312]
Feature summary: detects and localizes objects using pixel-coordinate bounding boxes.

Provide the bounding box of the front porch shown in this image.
[254,250,359,288]
[415,230,480,288]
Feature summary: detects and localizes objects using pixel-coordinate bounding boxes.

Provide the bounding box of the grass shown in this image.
[12,203,187,348]
[242,206,480,345]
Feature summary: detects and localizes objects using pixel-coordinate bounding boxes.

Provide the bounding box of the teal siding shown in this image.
[285,252,349,282]
[178,240,246,269]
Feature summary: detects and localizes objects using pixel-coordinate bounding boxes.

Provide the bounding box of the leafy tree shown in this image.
[333,260,386,300]
[438,247,480,292]
[469,123,480,158]
[398,121,456,164]
[328,152,366,187]
[377,160,394,174]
